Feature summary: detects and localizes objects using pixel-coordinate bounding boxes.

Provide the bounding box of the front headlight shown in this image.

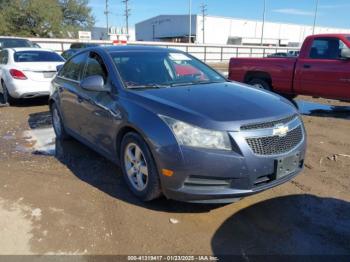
[160,116,232,151]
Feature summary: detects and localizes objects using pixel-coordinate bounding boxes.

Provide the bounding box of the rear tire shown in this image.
[1,82,14,105]
[51,103,70,140]
[120,132,162,201]
[248,78,272,91]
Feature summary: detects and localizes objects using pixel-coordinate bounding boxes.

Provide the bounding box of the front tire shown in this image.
[120,132,162,201]
[51,103,70,140]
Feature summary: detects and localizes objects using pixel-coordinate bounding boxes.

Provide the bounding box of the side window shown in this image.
[310,38,345,60]
[0,51,8,64]
[83,52,108,82]
[59,52,87,81]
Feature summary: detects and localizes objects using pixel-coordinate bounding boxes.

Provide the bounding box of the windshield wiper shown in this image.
[127,84,169,89]
[169,80,225,87]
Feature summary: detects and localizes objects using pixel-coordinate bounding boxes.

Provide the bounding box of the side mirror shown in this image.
[0,43,2,50]
[341,48,350,60]
[80,75,110,92]
[56,64,64,72]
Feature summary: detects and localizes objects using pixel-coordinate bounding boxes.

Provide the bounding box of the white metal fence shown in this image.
[27,37,299,62]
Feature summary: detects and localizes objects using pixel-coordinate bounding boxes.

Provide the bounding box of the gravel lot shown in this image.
[0,92,349,257]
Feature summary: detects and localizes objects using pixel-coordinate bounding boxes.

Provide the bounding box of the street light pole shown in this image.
[260,0,266,46]
[312,0,319,34]
[189,0,192,43]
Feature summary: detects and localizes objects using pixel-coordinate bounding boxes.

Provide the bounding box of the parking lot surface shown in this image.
[0,96,349,256]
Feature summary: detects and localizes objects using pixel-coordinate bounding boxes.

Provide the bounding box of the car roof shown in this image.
[102,45,178,53]
[0,37,30,40]
[10,47,54,52]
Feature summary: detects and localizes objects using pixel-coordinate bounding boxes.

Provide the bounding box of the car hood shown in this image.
[127,82,298,131]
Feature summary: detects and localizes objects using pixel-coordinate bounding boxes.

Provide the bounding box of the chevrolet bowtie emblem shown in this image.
[273,124,289,137]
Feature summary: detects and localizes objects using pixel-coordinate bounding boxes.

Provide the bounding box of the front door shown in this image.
[77,51,120,156]
[295,37,350,100]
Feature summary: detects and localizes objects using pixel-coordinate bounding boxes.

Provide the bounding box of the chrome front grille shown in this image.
[241,114,298,131]
[246,126,303,155]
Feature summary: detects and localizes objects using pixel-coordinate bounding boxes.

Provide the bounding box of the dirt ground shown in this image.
[0,93,349,258]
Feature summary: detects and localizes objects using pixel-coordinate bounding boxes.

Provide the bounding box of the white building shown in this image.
[135,15,350,46]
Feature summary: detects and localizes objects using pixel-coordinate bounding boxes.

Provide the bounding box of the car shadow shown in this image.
[0,93,49,107]
[211,194,350,258]
[295,99,350,120]
[28,111,52,129]
[54,138,225,213]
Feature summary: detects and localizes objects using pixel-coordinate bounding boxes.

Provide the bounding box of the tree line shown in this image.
[0,0,95,38]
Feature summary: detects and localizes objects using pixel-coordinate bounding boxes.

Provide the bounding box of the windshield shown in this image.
[347,37,350,43]
[0,39,32,48]
[110,51,226,88]
[14,51,65,62]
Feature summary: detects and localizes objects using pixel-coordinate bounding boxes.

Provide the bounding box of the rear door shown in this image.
[295,37,350,99]
[55,52,88,134]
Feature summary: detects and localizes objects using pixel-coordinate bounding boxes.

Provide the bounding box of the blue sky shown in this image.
[89,0,350,29]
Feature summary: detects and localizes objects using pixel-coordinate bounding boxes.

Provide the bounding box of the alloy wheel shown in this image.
[124,143,149,191]
[52,107,62,137]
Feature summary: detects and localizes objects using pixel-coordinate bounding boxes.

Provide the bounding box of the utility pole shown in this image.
[189,0,192,43]
[312,0,319,34]
[260,0,266,46]
[122,0,131,37]
[200,3,207,44]
[104,0,109,37]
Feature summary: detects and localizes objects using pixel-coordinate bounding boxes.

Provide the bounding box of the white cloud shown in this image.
[272,8,315,16]
[319,4,350,9]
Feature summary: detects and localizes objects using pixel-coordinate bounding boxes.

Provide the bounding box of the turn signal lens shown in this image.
[10,69,27,80]
[162,169,174,177]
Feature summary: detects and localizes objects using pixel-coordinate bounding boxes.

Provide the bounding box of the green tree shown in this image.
[0,0,95,37]
[59,0,95,37]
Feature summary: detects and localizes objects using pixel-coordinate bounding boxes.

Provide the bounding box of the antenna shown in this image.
[104,0,109,37]
[200,3,207,44]
[122,0,131,37]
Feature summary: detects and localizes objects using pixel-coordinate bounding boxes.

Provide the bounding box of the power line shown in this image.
[122,0,131,37]
[104,0,109,37]
[260,0,266,46]
[189,0,192,43]
[200,3,207,44]
[312,0,319,34]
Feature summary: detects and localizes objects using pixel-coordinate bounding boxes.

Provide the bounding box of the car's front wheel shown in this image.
[51,103,70,140]
[120,132,162,201]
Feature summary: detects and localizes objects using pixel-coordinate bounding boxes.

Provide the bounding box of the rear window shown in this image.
[14,51,65,62]
[0,39,32,48]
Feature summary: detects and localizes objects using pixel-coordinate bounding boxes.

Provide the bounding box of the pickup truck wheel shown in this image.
[121,132,162,201]
[248,79,271,91]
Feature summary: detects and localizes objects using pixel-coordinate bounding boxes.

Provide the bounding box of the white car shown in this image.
[0,48,65,104]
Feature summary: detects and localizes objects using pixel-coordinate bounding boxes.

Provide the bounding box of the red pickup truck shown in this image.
[228,34,350,101]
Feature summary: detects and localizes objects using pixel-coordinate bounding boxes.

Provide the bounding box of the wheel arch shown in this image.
[244,71,273,88]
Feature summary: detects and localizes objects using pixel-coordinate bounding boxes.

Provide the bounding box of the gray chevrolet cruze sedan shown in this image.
[50,46,306,203]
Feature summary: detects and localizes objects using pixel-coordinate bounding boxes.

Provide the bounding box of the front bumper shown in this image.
[155,119,306,203]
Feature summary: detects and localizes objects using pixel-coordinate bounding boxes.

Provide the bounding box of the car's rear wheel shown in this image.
[120,132,162,201]
[51,103,70,140]
[2,82,14,105]
[248,78,272,91]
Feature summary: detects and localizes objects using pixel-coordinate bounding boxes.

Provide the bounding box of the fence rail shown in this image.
[27,37,300,62]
